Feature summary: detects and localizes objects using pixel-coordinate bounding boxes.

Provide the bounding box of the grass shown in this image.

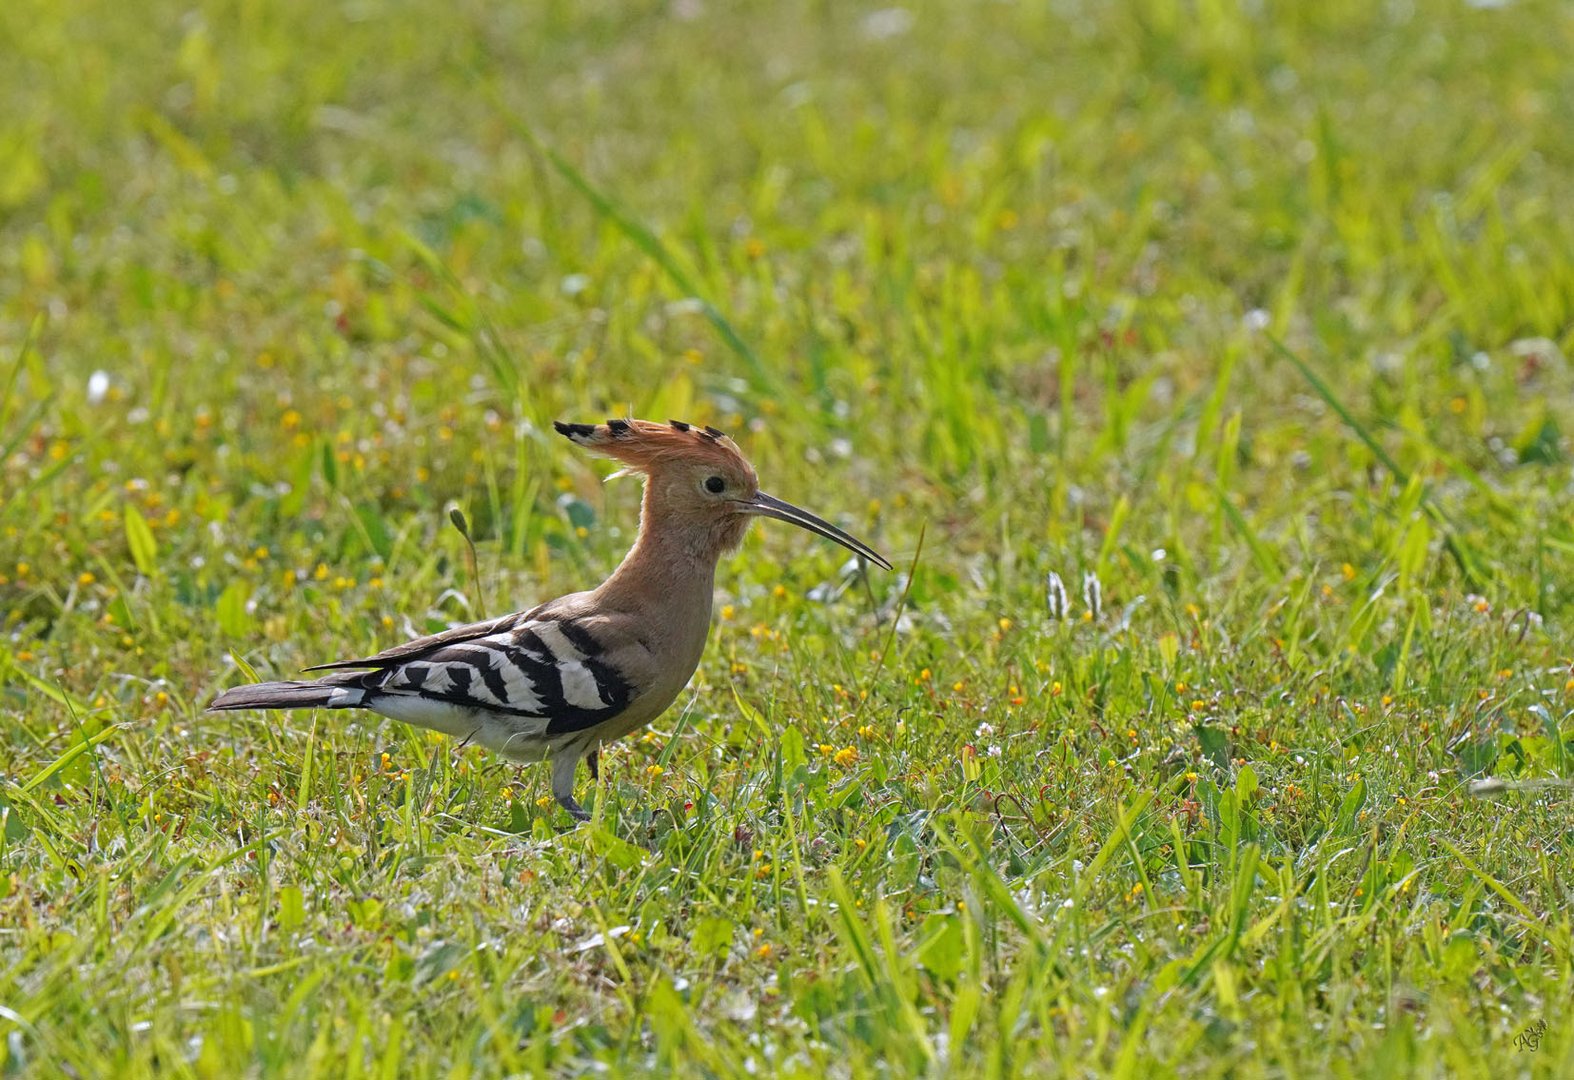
[2,0,1573,1074]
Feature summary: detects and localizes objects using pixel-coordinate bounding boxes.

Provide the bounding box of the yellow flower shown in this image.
[78,571,96,586]
[833,746,858,767]
[720,604,735,620]
[646,764,664,777]
[313,563,330,580]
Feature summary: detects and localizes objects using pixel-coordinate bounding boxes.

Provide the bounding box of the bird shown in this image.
[207,418,892,821]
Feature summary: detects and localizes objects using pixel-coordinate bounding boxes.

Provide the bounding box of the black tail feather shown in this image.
[207,680,366,712]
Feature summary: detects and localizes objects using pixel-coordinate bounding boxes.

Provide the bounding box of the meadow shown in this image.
[2,0,1573,1075]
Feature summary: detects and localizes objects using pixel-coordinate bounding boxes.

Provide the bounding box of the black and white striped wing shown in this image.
[362,618,635,735]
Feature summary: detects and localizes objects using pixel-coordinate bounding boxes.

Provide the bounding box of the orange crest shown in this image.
[554,418,754,478]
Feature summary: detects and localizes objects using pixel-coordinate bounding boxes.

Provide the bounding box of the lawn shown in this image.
[3,0,1573,1075]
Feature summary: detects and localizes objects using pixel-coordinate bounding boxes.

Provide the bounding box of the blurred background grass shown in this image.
[2,0,1573,1075]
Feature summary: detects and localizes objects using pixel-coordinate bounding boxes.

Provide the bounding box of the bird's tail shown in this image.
[207,678,368,712]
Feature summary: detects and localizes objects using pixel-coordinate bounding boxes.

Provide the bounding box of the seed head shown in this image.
[1045,571,1069,620]
[1082,570,1102,621]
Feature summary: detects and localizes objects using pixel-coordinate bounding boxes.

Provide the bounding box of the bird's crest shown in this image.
[554,418,751,474]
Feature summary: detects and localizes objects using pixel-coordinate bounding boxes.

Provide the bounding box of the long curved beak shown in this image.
[742,491,893,570]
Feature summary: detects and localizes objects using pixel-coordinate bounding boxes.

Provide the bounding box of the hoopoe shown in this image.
[208,418,891,820]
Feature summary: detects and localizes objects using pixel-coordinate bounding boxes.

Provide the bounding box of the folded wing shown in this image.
[359,616,636,735]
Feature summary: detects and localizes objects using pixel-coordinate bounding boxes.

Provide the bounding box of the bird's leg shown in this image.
[551,752,589,822]
[585,748,599,781]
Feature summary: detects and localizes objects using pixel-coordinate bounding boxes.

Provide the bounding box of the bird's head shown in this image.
[554,418,892,569]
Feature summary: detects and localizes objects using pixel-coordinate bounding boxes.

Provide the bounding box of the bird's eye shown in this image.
[704,475,726,494]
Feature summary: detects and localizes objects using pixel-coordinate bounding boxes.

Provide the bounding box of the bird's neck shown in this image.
[592,487,728,616]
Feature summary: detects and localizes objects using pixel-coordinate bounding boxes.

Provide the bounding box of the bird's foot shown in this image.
[557,793,591,823]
